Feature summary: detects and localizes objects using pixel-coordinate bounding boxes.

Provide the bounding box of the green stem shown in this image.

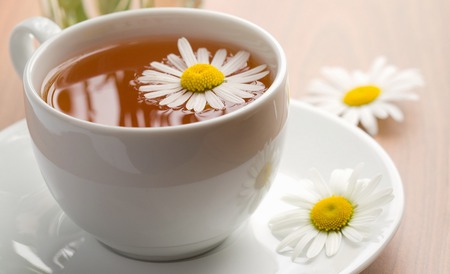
[56,0,89,28]
[97,0,132,15]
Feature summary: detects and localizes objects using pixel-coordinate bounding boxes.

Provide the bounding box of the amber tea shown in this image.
[42,36,271,127]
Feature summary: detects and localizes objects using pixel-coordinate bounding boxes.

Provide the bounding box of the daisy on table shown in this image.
[303,57,424,135]
[136,37,269,113]
[269,164,393,262]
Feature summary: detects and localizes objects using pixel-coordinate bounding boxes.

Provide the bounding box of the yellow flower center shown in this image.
[180,64,225,93]
[342,85,381,106]
[310,196,353,232]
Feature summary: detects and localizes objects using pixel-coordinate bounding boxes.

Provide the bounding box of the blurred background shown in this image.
[0,1,448,273]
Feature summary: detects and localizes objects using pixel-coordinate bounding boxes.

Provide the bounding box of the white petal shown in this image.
[352,174,382,203]
[353,207,383,219]
[285,180,322,203]
[325,231,342,257]
[220,51,250,76]
[269,209,310,225]
[347,223,372,235]
[378,102,404,122]
[220,83,254,98]
[167,54,188,71]
[276,225,312,252]
[159,90,187,105]
[213,86,245,104]
[185,92,199,110]
[368,57,387,81]
[351,178,371,200]
[139,83,181,92]
[194,93,207,112]
[159,90,184,105]
[357,188,394,212]
[350,209,382,226]
[383,69,424,91]
[372,65,398,85]
[211,49,227,68]
[226,71,270,84]
[282,194,315,208]
[167,91,193,108]
[197,48,210,64]
[341,226,364,242]
[341,108,361,125]
[269,215,310,231]
[308,79,343,96]
[178,37,197,66]
[138,72,180,84]
[360,107,378,135]
[306,231,327,258]
[204,90,224,109]
[292,229,319,260]
[370,103,390,119]
[352,70,369,86]
[269,211,311,226]
[143,87,183,99]
[142,69,164,76]
[225,82,266,91]
[346,163,364,199]
[186,92,207,112]
[226,64,267,79]
[309,169,332,198]
[320,67,354,91]
[381,91,419,101]
[329,168,352,195]
[151,61,183,77]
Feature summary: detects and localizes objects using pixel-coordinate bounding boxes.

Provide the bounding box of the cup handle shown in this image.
[9,17,61,78]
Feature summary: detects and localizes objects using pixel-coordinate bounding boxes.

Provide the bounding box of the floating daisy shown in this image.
[304,57,424,135]
[136,37,269,112]
[269,164,394,262]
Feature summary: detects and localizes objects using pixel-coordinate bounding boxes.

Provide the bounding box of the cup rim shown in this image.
[24,8,287,134]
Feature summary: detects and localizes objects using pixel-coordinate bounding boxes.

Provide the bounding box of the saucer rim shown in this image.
[0,100,404,274]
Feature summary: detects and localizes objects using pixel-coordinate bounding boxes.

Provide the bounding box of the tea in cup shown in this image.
[10,8,289,261]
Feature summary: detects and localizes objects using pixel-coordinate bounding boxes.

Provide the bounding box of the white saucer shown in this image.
[0,101,403,274]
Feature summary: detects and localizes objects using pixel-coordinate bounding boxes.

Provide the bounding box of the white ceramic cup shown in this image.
[10,8,289,261]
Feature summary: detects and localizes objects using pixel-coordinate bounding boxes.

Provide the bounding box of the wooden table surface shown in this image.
[1,0,448,273]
